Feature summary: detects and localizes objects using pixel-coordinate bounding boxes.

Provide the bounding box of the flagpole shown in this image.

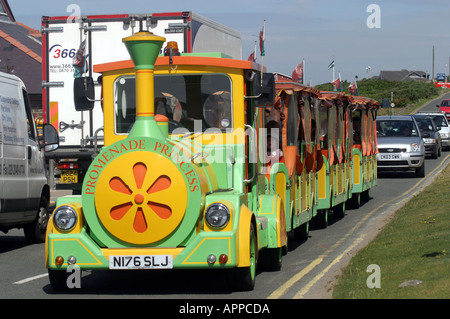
[260,20,266,86]
[302,58,305,85]
[261,55,264,86]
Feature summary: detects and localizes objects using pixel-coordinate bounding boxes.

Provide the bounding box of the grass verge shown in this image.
[332,163,450,299]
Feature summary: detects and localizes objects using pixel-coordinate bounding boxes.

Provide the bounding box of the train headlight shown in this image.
[205,203,230,229]
[53,206,78,231]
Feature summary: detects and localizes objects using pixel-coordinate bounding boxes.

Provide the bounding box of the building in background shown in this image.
[379,69,430,82]
[0,0,42,114]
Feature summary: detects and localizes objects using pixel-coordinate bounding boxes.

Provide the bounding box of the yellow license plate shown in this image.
[61,170,78,183]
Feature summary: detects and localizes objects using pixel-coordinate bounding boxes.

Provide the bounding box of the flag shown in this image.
[248,51,256,62]
[349,81,359,95]
[327,60,335,70]
[332,78,340,91]
[73,40,87,78]
[292,59,304,84]
[259,21,266,57]
[248,41,257,62]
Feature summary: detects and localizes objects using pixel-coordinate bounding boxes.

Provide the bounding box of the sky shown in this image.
[9,0,450,86]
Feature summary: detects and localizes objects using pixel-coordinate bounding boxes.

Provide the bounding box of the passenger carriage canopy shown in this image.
[114,73,233,134]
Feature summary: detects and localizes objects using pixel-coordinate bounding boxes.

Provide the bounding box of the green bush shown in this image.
[315,79,440,109]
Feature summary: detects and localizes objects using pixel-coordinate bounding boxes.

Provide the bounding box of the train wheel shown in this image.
[230,224,256,291]
[259,247,282,271]
[314,209,328,229]
[334,202,345,219]
[294,221,309,240]
[362,188,372,202]
[349,193,361,209]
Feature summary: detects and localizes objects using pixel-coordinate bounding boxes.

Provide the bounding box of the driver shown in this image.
[203,91,231,129]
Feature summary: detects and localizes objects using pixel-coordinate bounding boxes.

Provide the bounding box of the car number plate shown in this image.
[109,255,173,270]
[380,154,401,160]
[61,169,78,183]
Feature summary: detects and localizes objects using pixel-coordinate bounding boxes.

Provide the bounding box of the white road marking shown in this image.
[13,273,48,284]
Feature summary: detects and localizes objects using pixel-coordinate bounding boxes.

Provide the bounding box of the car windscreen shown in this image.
[377,120,419,137]
[429,115,448,127]
[414,118,434,131]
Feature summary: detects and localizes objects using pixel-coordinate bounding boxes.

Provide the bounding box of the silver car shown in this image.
[417,111,450,150]
[377,115,426,177]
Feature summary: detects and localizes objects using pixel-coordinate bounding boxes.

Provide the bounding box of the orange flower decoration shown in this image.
[108,163,173,233]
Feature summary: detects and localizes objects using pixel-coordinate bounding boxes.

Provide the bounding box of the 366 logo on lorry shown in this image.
[49,44,77,59]
[49,44,77,74]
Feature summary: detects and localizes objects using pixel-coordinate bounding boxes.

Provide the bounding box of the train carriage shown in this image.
[314,91,353,222]
[348,96,380,207]
[272,79,322,237]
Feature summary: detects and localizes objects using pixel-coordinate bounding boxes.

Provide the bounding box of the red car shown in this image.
[437,99,450,119]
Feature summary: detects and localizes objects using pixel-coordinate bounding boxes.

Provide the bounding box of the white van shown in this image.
[0,72,57,243]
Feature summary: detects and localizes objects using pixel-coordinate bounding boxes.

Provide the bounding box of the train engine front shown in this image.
[45,31,260,291]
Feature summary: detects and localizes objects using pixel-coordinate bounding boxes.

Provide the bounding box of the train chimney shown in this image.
[122,31,166,139]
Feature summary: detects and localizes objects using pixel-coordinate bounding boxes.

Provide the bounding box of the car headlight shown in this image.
[423,138,436,144]
[53,205,78,231]
[410,143,420,152]
[205,203,230,229]
[440,133,448,138]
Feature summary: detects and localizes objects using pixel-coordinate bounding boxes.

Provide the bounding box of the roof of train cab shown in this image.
[94,52,264,74]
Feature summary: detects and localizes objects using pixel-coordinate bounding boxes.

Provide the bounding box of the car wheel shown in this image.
[432,146,438,159]
[415,162,425,178]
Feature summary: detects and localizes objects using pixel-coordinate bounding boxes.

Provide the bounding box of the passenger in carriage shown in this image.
[265,120,283,165]
[353,117,361,145]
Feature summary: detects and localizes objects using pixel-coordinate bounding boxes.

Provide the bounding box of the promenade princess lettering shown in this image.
[84,139,145,195]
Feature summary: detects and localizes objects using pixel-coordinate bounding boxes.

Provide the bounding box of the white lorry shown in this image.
[41,11,242,193]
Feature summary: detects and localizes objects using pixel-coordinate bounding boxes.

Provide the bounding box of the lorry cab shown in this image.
[0,72,55,243]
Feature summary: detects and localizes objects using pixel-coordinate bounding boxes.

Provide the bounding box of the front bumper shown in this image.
[423,142,438,156]
[377,152,424,170]
[46,228,238,271]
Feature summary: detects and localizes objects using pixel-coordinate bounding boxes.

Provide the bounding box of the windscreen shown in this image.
[429,115,447,127]
[376,120,419,137]
[114,73,233,134]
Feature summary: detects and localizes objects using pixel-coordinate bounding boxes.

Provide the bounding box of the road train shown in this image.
[45,30,379,291]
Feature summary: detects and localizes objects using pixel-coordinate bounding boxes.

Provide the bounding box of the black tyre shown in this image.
[24,199,49,244]
[293,221,309,240]
[258,247,282,271]
[415,162,425,178]
[314,209,328,229]
[230,224,257,291]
